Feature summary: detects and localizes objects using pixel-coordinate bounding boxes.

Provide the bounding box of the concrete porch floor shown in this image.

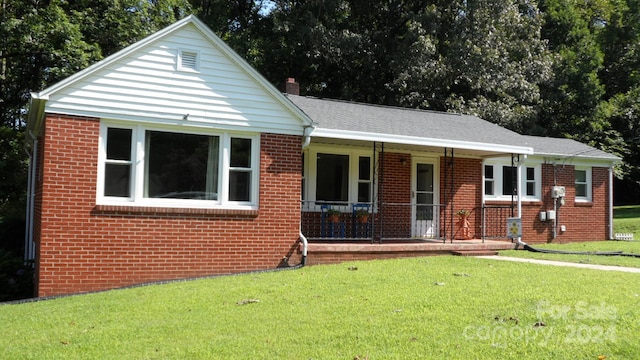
[305,239,517,265]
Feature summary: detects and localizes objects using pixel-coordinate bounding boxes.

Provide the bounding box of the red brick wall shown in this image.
[35,114,302,297]
[440,157,483,239]
[485,163,611,243]
[378,152,412,238]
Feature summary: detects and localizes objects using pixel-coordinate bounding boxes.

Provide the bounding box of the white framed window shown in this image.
[97,122,259,209]
[575,166,592,202]
[483,159,541,201]
[303,147,374,209]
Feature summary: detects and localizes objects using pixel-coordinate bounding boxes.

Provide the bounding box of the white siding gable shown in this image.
[40,19,309,135]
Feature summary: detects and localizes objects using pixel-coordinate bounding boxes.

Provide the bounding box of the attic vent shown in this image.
[178,50,199,71]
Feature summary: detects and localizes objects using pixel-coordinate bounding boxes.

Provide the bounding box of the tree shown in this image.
[0,0,192,256]
[389,0,553,132]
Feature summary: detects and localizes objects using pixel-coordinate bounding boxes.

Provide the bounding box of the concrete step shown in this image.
[451,250,499,256]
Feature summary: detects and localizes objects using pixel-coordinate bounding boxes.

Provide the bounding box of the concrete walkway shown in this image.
[476,255,640,273]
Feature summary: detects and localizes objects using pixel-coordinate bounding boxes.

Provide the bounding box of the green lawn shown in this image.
[500,241,640,268]
[614,205,640,238]
[500,205,640,268]
[1,256,639,359]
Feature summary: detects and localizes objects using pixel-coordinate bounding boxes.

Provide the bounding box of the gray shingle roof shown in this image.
[287,94,525,147]
[286,94,619,162]
[521,135,619,160]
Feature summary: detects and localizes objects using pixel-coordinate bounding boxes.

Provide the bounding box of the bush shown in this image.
[0,250,33,302]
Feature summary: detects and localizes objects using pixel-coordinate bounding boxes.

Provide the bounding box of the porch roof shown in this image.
[287,94,533,157]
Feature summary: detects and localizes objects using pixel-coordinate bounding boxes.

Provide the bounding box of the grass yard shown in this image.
[614,205,640,238]
[500,241,640,268]
[1,256,639,359]
[500,205,640,268]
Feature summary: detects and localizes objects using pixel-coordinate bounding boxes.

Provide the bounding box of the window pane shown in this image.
[527,167,535,181]
[358,182,370,202]
[359,157,370,180]
[576,184,587,197]
[485,180,494,195]
[145,131,218,200]
[316,153,349,202]
[230,138,251,168]
[502,166,516,195]
[416,193,434,220]
[106,128,131,160]
[104,164,131,197]
[229,170,251,201]
[484,165,493,179]
[417,164,433,192]
[527,182,535,196]
[575,170,586,183]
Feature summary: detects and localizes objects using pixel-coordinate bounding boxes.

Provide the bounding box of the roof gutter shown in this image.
[26,93,48,141]
[302,125,314,149]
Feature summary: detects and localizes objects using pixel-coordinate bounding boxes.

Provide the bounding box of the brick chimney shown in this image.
[284,77,300,95]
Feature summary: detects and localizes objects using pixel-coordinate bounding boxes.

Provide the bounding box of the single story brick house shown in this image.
[24,16,619,297]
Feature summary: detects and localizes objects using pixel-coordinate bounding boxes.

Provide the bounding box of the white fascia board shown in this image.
[540,154,620,167]
[537,152,620,163]
[311,128,534,155]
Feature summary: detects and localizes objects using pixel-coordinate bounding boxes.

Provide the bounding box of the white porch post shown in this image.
[516,157,523,219]
[609,166,614,240]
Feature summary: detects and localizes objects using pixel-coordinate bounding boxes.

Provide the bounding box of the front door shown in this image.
[412,159,438,238]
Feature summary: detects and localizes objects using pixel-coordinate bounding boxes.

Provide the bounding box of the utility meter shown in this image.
[551,186,566,199]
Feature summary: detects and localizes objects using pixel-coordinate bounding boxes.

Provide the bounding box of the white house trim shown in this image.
[310,128,533,155]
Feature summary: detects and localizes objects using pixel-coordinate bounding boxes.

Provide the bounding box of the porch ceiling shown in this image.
[310,136,528,158]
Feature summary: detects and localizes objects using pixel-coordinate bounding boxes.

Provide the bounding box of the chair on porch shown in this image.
[321,205,345,238]
[352,203,371,238]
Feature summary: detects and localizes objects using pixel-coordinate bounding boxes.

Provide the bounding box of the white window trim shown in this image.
[575,166,592,202]
[303,145,375,212]
[97,121,259,210]
[483,159,541,201]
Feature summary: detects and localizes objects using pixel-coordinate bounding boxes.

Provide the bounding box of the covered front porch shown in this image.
[291,94,533,263]
[301,200,517,243]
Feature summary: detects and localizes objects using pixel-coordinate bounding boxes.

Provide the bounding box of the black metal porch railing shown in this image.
[300,201,446,242]
[481,204,514,241]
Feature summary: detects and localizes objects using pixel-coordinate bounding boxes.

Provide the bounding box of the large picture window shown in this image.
[304,147,373,207]
[316,153,349,202]
[98,123,258,208]
[145,131,219,200]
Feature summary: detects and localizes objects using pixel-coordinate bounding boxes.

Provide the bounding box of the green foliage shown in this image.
[0,0,193,255]
[0,250,33,302]
[0,256,638,358]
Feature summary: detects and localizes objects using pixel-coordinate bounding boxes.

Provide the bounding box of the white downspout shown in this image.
[608,165,614,240]
[24,133,38,261]
[298,125,314,265]
[299,232,308,265]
